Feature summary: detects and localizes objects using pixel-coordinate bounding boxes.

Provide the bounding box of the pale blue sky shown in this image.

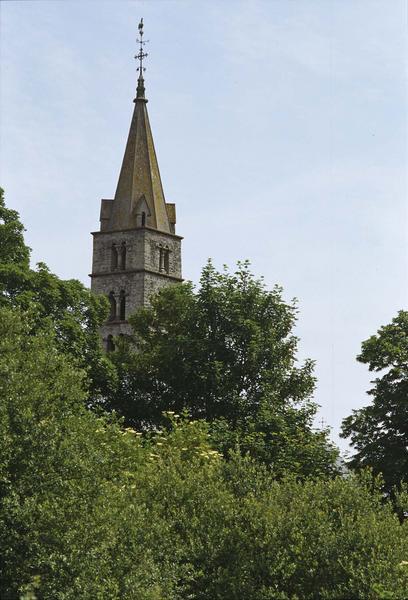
[1,0,407,453]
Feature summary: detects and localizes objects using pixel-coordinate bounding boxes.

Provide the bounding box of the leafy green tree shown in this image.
[0,188,30,267]
[179,461,408,600]
[342,310,408,492]
[1,309,407,599]
[210,400,337,479]
[0,188,114,398]
[111,261,338,476]
[0,308,176,599]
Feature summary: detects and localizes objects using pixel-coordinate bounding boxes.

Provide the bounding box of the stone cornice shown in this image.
[89,268,183,282]
[91,226,183,241]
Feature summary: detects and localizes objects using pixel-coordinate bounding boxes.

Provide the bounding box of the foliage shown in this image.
[111,260,338,477]
[0,308,173,598]
[0,188,114,398]
[114,260,315,424]
[341,310,408,492]
[1,309,408,599]
[0,189,30,267]
[210,400,337,479]
[198,465,408,600]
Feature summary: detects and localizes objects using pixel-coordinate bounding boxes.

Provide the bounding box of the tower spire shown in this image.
[135,18,148,100]
[103,16,172,233]
[91,20,183,348]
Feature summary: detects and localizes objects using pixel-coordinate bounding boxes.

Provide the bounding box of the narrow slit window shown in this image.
[120,242,126,270]
[141,211,146,227]
[159,247,164,271]
[119,290,126,321]
[164,248,170,273]
[111,245,118,270]
[108,291,116,321]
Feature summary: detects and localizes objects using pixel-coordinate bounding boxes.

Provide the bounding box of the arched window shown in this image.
[164,247,170,274]
[108,291,116,321]
[111,244,118,270]
[158,246,170,273]
[119,290,126,321]
[107,334,115,353]
[134,194,150,227]
[120,242,126,270]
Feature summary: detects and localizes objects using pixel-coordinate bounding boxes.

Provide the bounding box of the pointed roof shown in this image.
[106,21,171,233]
[107,93,171,233]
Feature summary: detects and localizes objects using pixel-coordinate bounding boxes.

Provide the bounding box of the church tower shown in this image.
[90,20,182,350]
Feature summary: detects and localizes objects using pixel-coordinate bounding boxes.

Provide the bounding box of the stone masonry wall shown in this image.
[91,227,182,346]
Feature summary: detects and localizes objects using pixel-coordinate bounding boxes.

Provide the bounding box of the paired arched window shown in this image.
[111,242,127,271]
[107,290,127,321]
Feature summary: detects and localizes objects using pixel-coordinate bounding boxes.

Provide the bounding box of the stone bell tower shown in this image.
[90,20,182,350]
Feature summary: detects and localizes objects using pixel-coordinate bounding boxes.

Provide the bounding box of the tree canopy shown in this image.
[110,261,338,477]
[342,310,408,492]
[0,188,115,399]
[1,308,407,600]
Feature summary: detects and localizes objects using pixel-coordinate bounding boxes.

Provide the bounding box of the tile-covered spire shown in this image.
[103,19,172,233]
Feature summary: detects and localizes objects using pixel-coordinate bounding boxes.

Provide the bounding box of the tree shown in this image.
[111,261,338,476]
[0,189,30,267]
[341,310,408,492]
[0,308,174,599]
[1,313,407,599]
[0,189,115,399]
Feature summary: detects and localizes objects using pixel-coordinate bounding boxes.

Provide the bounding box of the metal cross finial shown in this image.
[135,18,148,99]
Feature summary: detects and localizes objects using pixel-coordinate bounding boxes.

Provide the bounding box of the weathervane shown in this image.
[135,18,148,100]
